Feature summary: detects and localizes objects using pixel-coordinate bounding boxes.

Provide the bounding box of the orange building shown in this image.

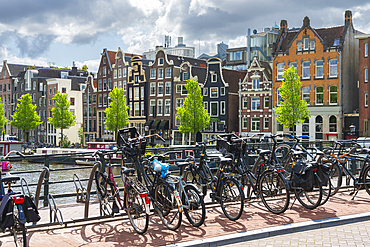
[272,10,360,140]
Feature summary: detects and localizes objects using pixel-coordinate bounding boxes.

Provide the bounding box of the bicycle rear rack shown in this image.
[73,174,87,203]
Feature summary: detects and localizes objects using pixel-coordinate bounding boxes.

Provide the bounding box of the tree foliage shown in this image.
[176,79,210,142]
[104,88,129,140]
[48,92,76,140]
[81,65,88,71]
[274,66,311,135]
[10,94,41,142]
[0,100,8,133]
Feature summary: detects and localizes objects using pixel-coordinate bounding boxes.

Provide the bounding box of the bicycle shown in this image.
[117,127,183,231]
[216,133,290,214]
[184,140,245,221]
[0,175,27,247]
[93,150,150,234]
[321,141,370,199]
[275,135,331,206]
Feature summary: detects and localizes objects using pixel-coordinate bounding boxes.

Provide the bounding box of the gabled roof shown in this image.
[6,63,34,77]
[259,60,272,81]
[106,50,117,71]
[222,69,247,92]
[166,54,207,68]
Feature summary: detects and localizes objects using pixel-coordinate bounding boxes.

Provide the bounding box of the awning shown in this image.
[152,120,161,130]
[158,120,169,130]
[145,120,154,129]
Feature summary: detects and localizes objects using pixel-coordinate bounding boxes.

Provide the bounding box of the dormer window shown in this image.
[211,74,217,82]
[158,58,164,65]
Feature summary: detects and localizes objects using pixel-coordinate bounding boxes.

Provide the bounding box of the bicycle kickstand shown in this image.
[289,196,297,210]
[350,188,359,200]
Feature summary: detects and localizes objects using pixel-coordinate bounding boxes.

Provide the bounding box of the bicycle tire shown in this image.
[219,177,244,221]
[184,169,207,196]
[320,177,332,206]
[183,185,205,227]
[363,165,370,196]
[95,171,116,216]
[295,175,323,210]
[327,162,342,196]
[275,144,292,168]
[155,182,182,231]
[259,170,290,214]
[12,219,26,247]
[126,185,149,234]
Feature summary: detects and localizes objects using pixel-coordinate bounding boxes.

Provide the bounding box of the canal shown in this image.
[9,161,122,206]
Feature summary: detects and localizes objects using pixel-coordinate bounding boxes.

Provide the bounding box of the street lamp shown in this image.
[349,123,356,138]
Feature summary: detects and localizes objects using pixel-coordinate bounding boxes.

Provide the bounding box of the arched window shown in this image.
[315,116,323,140]
[302,118,309,137]
[329,116,337,132]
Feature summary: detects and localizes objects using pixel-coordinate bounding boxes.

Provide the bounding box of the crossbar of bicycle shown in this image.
[6,139,365,229]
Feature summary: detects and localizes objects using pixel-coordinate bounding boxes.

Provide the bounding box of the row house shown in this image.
[240,56,273,136]
[0,61,30,137]
[83,74,97,143]
[202,58,246,141]
[272,10,360,140]
[172,61,206,145]
[145,48,206,146]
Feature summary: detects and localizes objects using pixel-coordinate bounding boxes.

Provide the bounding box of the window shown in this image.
[2,70,6,79]
[302,118,309,136]
[251,118,260,131]
[150,82,156,95]
[329,116,337,132]
[302,86,310,104]
[277,89,282,105]
[365,69,368,83]
[53,86,56,94]
[150,100,155,116]
[32,81,36,90]
[315,116,323,139]
[103,79,107,90]
[277,63,284,80]
[129,104,133,116]
[166,68,171,78]
[220,101,225,115]
[211,74,217,82]
[141,102,144,116]
[134,103,140,116]
[316,86,324,104]
[118,69,122,78]
[210,102,218,116]
[264,97,269,108]
[103,94,107,106]
[304,38,309,50]
[103,67,107,77]
[176,98,184,109]
[62,87,66,93]
[141,87,144,98]
[366,43,368,57]
[251,98,260,110]
[165,99,171,115]
[158,69,164,79]
[366,93,369,107]
[210,88,218,98]
[99,94,102,106]
[289,62,297,71]
[123,68,126,77]
[114,70,117,78]
[150,69,156,79]
[158,58,164,65]
[135,87,139,100]
[61,71,68,79]
[297,42,302,51]
[204,102,208,112]
[129,88,132,99]
[316,60,324,78]
[229,51,243,61]
[157,99,163,115]
[70,97,75,106]
[302,61,310,79]
[243,118,248,129]
[264,117,269,129]
[182,85,188,95]
[176,85,182,93]
[158,82,163,96]
[183,72,189,81]
[252,79,259,90]
[310,41,315,50]
[243,98,248,108]
[134,75,139,84]
[165,82,171,95]
[220,87,225,96]
[203,88,208,96]
[329,86,337,104]
[329,59,338,77]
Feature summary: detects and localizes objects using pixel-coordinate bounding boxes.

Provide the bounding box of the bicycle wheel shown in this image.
[275,144,292,168]
[320,178,332,206]
[95,172,116,215]
[184,168,207,196]
[259,170,290,214]
[183,185,205,227]
[126,186,149,234]
[155,182,182,231]
[326,162,342,196]
[219,177,244,221]
[11,218,26,247]
[363,165,370,195]
[295,175,323,210]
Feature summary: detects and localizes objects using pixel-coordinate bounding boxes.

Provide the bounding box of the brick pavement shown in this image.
[0,189,369,246]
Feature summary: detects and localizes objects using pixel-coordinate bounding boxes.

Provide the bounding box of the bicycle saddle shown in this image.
[257,149,271,156]
[219,157,232,163]
[176,162,189,168]
[121,167,136,175]
[1,174,20,184]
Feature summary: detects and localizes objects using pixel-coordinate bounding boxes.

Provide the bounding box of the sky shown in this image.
[1,1,370,74]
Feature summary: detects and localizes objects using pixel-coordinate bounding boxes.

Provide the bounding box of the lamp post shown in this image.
[349,123,356,139]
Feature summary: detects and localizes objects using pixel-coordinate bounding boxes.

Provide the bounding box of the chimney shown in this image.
[303,16,310,27]
[345,10,352,26]
[178,37,183,45]
[280,20,287,32]
[71,61,77,76]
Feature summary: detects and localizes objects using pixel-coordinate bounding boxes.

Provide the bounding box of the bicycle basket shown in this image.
[216,133,243,153]
[117,127,140,148]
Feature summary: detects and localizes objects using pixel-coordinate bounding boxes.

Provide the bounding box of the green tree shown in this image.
[104,88,129,141]
[274,66,311,135]
[10,94,41,142]
[48,92,76,145]
[176,79,210,144]
[0,99,8,136]
[81,65,88,71]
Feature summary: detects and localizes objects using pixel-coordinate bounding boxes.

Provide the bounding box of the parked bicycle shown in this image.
[184,140,245,221]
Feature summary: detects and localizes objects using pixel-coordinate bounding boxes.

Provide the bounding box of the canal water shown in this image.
[8,161,122,206]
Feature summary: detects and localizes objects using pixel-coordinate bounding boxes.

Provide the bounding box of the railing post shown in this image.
[44,156,50,207]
